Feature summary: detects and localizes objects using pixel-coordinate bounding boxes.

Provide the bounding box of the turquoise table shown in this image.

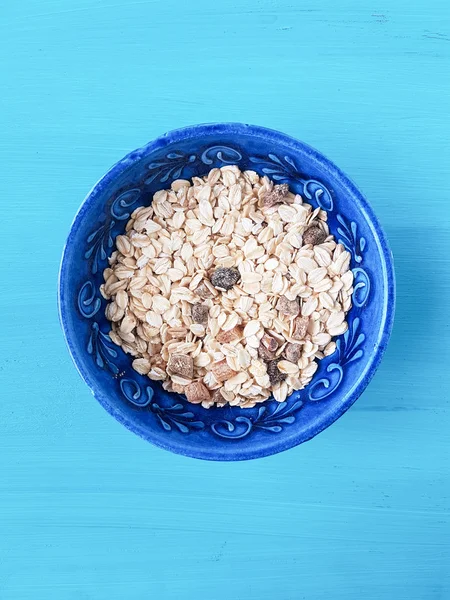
[1,0,449,598]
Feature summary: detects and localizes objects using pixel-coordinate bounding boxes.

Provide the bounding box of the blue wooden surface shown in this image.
[1,0,449,598]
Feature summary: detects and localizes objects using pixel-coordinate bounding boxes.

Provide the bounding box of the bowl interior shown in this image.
[59,123,394,460]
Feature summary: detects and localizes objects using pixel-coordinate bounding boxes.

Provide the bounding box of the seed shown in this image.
[210,267,241,290]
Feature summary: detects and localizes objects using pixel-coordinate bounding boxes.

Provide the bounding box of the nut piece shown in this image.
[263,183,289,208]
[266,359,287,385]
[258,343,276,361]
[258,333,279,360]
[276,295,300,317]
[217,325,243,344]
[284,343,302,363]
[167,354,194,379]
[292,316,309,341]
[210,267,241,291]
[211,359,238,382]
[185,381,211,404]
[194,281,214,299]
[191,303,209,325]
[261,333,278,352]
[303,226,327,246]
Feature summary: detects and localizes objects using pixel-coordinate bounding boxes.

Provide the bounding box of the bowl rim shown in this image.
[58,122,396,460]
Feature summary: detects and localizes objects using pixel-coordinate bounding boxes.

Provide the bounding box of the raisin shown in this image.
[191,303,209,325]
[266,359,287,385]
[210,267,241,291]
[303,226,327,246]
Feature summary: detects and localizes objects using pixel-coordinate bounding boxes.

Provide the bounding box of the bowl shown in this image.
[58,123,395,460]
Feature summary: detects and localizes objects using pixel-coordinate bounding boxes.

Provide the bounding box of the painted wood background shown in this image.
[1,0,449,598]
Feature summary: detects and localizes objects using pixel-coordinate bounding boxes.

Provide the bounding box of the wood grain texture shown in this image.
[1,0,449,598]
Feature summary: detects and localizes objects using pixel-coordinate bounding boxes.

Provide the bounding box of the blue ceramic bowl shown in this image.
[58,123,395,460]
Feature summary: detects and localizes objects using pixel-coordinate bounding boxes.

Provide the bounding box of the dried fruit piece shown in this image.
[266,359,287,385]
[284,343,302,363]
[185,381,211,404]
[292,316,309,340]
[210,267,241,291]
[167,354,194,379]
[303,226,327,246]
[276,296,300,317]
[211,359,238,382]
[211,389,227,406]
[217,325,243,344]
[191,303,209,325]
[194,281,214,299]
[262,183,289,208]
